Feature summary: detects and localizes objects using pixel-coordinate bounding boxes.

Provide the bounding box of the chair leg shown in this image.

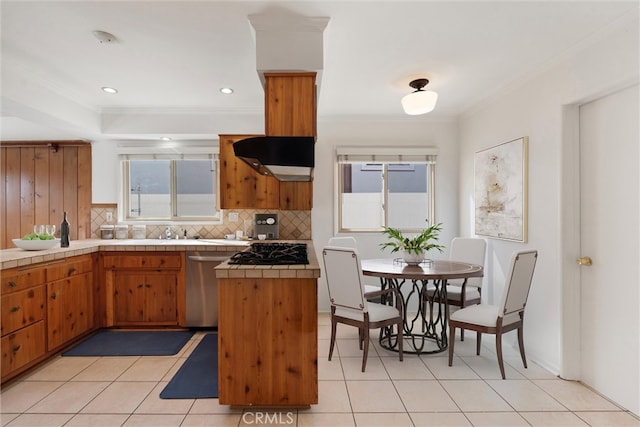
[358,328,363,350]
[517,325,528,369]
[398,321,404,362]
[328,317,337,361]
[448,323,456,366]
[460,328,465,341]
[496,331,506,379]
[476,332,482,355]
[361,327,370,372]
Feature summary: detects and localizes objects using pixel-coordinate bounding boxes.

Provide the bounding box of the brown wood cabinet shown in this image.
[218,276,318,406]
[1,253,95,382]
[1,267,46,378]
[219,134,280,210]
[103,252,185,327]
[265,72,315,210]
[0,141,92,249]
[46,256,94,350]
[219,73,316,211]
[264,72,317,136]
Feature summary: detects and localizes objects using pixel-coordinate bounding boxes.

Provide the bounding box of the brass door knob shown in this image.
[576,256,593,266]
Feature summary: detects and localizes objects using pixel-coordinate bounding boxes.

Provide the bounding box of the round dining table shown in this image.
[361,258,483,354]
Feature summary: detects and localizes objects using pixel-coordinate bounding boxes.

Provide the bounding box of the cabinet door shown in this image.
[113,272,178,325]
[1,321,46,376]
[47,272,94,350]
[1,286,46,336]
[144,273,178,323]
[219,134,279,209]
[113,273,147,324]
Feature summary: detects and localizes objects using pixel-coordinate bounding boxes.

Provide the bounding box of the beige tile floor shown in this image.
[2,313,638,427]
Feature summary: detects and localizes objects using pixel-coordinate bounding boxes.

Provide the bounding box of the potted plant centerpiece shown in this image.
[380,222,445,265]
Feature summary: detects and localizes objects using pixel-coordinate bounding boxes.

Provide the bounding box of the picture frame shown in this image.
[474,136,528,242]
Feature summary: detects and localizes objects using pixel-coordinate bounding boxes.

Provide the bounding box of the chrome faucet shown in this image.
[165,226,172,239]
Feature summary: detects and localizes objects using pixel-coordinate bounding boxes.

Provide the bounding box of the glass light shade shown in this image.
[401,90,438,115]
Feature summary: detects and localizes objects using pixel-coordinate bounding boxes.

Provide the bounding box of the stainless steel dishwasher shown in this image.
[185,251,236,327]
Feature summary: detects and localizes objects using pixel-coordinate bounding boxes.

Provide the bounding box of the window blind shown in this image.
[336,146,438,164]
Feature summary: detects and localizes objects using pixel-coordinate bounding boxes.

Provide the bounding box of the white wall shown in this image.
[313,117,460,311]
[457,14,639,375]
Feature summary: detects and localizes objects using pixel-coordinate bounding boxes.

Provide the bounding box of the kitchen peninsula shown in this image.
[215,243,320,407]
[0,239,320,401]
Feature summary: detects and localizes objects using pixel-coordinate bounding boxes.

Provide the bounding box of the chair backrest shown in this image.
[449,237,487,287]
[499,249,538,318]
[322,246,367,314]
[328,236,357,249]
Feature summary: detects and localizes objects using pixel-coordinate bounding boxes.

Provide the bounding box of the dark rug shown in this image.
[62,331,194,357]
[160,333,218,399]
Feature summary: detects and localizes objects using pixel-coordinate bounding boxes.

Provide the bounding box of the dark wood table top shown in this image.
[361,258,483,280]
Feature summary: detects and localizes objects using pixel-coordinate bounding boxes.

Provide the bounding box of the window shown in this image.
[122,155,218,221]
[337,147,437,232]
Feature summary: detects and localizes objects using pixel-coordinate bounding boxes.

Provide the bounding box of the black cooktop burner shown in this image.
[228,242,309,265]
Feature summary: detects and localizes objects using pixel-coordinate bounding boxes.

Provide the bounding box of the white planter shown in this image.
[402,250,425,266]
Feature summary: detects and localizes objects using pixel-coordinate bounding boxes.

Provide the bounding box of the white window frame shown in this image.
[117,141,221,223]
[335,146,438,233]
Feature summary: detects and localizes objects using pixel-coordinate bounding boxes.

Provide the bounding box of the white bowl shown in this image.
[12,238,60,251]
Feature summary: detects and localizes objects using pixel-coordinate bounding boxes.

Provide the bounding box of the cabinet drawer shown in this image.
[1,321,46,375]
[1,267,46,295]
[46,256,92,281]
[104,253,182,269]
[1,287,46,336]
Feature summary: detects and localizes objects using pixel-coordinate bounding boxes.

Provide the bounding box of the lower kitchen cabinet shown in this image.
[47,272,93,350]
[113,272,177,325]
[218,277,318,406]
[1,254,95,382]
[103,252,185,327]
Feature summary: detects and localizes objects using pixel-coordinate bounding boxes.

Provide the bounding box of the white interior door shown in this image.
[579,84,639,415]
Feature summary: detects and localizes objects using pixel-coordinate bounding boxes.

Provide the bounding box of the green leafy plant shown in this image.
[379,222,445,255]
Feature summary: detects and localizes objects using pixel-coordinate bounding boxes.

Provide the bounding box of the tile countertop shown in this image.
[0,239,321,278]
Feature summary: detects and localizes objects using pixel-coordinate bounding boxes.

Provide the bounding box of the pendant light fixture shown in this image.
[401,78,438,115]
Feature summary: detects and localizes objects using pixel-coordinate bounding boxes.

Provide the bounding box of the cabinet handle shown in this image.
[10,306,20,313]
[13,344,21,353]
[51,292,57,300]
[68,267,77,276]
[8,281,17,288]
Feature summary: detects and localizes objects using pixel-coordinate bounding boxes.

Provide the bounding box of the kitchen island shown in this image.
[215,243,320,407]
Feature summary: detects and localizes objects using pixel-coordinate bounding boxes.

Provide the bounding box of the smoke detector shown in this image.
[93,30,117,44]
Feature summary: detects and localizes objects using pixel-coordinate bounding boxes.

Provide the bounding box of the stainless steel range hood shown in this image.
[233,136,315,182]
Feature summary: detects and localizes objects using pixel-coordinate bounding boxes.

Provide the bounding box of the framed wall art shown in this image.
[474,136,528,242]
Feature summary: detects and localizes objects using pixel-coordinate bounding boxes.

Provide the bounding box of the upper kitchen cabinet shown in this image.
[219,134,280,210]
[0,141,92,249]
[264,72,317,137]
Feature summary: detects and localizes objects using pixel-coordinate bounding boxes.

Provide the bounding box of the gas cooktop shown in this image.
[228,242,309,265]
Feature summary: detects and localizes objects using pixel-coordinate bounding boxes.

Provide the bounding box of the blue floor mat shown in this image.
[160,333,218,399]
[62,330,194,356]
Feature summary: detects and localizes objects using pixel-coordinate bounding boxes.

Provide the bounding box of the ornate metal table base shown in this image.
[378,277,449,354]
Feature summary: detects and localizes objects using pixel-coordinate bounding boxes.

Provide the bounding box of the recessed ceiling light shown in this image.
[160,137,172,141]
[220,87,234,94]
[101,86,118,94]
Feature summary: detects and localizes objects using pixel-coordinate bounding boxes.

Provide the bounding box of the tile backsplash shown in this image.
[91,205,311,240]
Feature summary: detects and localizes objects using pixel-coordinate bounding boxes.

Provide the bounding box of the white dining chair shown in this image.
[322,245,403,372]
[425,237,486,340]
[448,249,538,379]
[328,237,380,296]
